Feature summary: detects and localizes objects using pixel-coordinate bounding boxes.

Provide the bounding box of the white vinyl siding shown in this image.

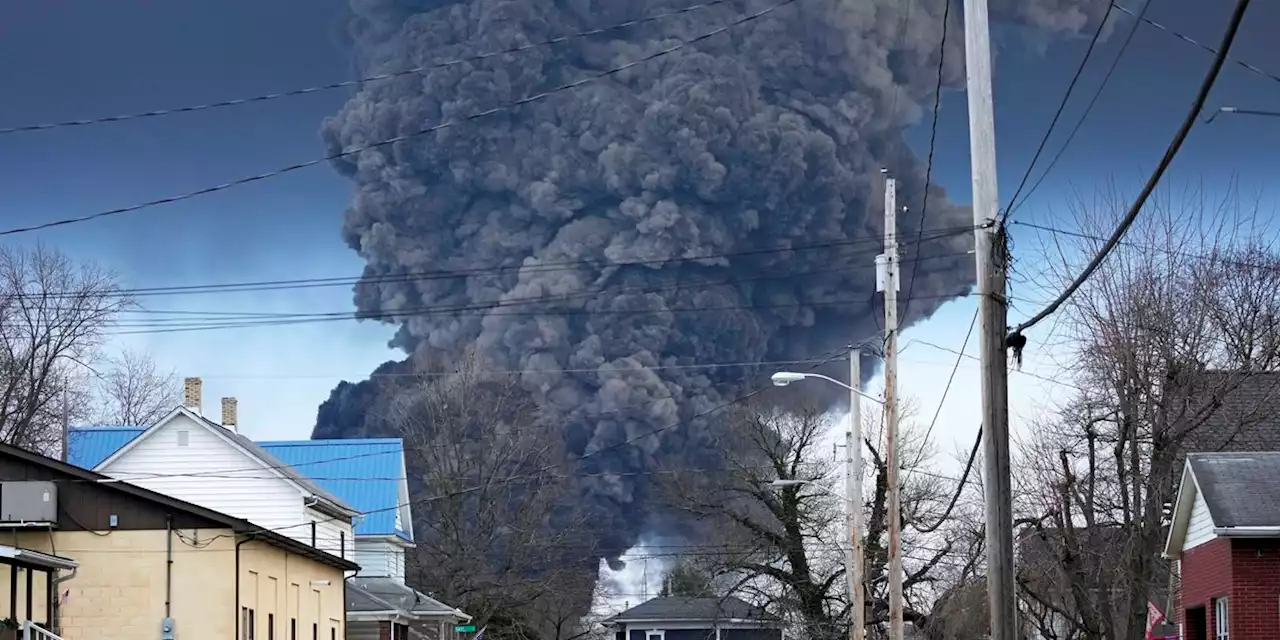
[96,413,303,536]
[346,621,381,640]
[353,539,406,580]
[1184,490,1218,551]
[306,507,355,560]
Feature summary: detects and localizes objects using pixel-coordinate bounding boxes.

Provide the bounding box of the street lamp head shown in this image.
[770,372,807,387]
[767,479,809,488]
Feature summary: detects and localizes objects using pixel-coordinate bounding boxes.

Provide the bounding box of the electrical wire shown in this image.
[1000,1,1116,221]
[0,0,732,136]
[1112,2,1280,86]
[0,0,805,237]
[1009,0,1254,338]
[20,224,977,301]
[904,308,976,480]
[899,0,952,317]
[106,345,859,545]
[908,427,980,534]
[1003,0,1152,219]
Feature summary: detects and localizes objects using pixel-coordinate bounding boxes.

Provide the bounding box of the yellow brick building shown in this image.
[0,442,357,640]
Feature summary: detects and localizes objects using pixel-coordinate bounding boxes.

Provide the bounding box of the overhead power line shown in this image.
[1112,2,1280,85]
[900,0,952,316]
[0,0,803,237]
[0,0,731,136]
[1009,0,1253,338]
[149,345,858,544]
[22,224,977,300]
[1001,1,1116,221]
[1003,0,1151,219]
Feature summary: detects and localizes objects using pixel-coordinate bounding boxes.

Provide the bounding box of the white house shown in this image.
[87,377,359,560]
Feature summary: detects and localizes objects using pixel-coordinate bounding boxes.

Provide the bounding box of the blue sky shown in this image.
[1,0,1277,452]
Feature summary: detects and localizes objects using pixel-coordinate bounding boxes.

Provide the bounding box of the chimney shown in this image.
[221,397,238,432]
[183,377,203,414]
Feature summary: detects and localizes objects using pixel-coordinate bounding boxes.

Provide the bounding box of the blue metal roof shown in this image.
[67,427,411,540]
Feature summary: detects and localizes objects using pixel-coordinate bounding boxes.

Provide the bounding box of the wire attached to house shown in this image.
[0,0,732,136]
[0,0,805,237]
[1008,0,1254,340]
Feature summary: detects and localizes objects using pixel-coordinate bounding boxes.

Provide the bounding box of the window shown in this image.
[331,628,336,640]
[242,608,256,640]
[312,623,318,640]
[269,614,275,640]
[177,430,190,447]
[1214,597,1229,640]
[647,631,665,640]
[291,619,297,640]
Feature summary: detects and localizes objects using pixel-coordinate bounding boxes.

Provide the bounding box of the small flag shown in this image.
[1145,601,1166,640]
[474,626,486,640]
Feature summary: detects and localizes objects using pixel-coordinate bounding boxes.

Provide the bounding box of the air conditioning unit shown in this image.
[0,482,57,526]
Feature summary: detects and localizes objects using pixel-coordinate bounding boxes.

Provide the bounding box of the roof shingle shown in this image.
[1189,451,1280,527]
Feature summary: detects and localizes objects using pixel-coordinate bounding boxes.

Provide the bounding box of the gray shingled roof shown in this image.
[1189,452,1280,527]
[1184,372,1280,453]
[609,597,777,623]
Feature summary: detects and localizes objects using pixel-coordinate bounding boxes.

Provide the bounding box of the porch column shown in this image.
[24,568,32,622]
[45,570,53,629]
[8,565,15,621]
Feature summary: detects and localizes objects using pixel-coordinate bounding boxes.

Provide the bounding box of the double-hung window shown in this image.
[1214,596,1229,640]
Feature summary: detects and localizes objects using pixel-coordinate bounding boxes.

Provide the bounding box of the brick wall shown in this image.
[1178,537,1232,637]
[1229,538,1280,638]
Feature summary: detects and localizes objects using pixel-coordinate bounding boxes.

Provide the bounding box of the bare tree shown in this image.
[387,353,599,640]
[657,391,962,640]
[1013,184,1280,640]
[93,348,179,426]
[0,245,131,454]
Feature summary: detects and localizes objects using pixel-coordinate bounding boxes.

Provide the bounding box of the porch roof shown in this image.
[0,545,76,571]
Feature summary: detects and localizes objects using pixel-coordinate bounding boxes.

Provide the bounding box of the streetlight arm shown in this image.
[771,371,885,405]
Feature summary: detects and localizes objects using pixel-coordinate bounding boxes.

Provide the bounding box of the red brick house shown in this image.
[1164,451,1280,639]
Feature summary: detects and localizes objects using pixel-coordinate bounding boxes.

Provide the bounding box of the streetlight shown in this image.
[769,353,872,640]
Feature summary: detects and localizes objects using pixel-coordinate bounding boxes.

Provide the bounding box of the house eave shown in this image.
[348,611,413,624]
[606,618,780,627]
[355,533,416,549]
[1213,526,1280,537]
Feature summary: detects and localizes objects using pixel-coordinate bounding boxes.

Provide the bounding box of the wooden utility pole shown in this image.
[879,173,904,640]
[846,350,865,640]
[961,0,1016,636]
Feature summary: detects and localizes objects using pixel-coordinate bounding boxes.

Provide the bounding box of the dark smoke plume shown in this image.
[316,0,1106,575]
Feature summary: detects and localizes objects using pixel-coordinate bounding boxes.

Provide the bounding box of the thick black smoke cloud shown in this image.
[316,0,1105,566]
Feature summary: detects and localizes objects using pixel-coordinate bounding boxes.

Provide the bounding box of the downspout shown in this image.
[47,526,75,635]
[165,515,173,618]
[235,536,253,640]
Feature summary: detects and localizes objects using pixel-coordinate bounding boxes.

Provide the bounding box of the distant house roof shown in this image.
[1184,372,1280,453]
[1187,452,1280,528]
[69,426,411,539]
[606,597,778,625]
[348,576,468,619]
[0,440,358,572]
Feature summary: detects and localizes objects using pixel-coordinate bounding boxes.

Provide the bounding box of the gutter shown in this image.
[1213,526,1280,537]
[235,536,253,640]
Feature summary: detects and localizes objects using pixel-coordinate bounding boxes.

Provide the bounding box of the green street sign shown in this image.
[456,626,477,633]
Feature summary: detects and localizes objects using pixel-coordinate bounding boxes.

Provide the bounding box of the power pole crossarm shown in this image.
[962,0,1016,637]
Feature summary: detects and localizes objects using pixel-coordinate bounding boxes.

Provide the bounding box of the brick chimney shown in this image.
[183,377,203,414]
[221,397,238,432]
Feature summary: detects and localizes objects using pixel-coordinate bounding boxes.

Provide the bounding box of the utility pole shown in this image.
[962,0,1016,636]
[845,349,865,640]
[878,173,904,640]
[61,374,71,462]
